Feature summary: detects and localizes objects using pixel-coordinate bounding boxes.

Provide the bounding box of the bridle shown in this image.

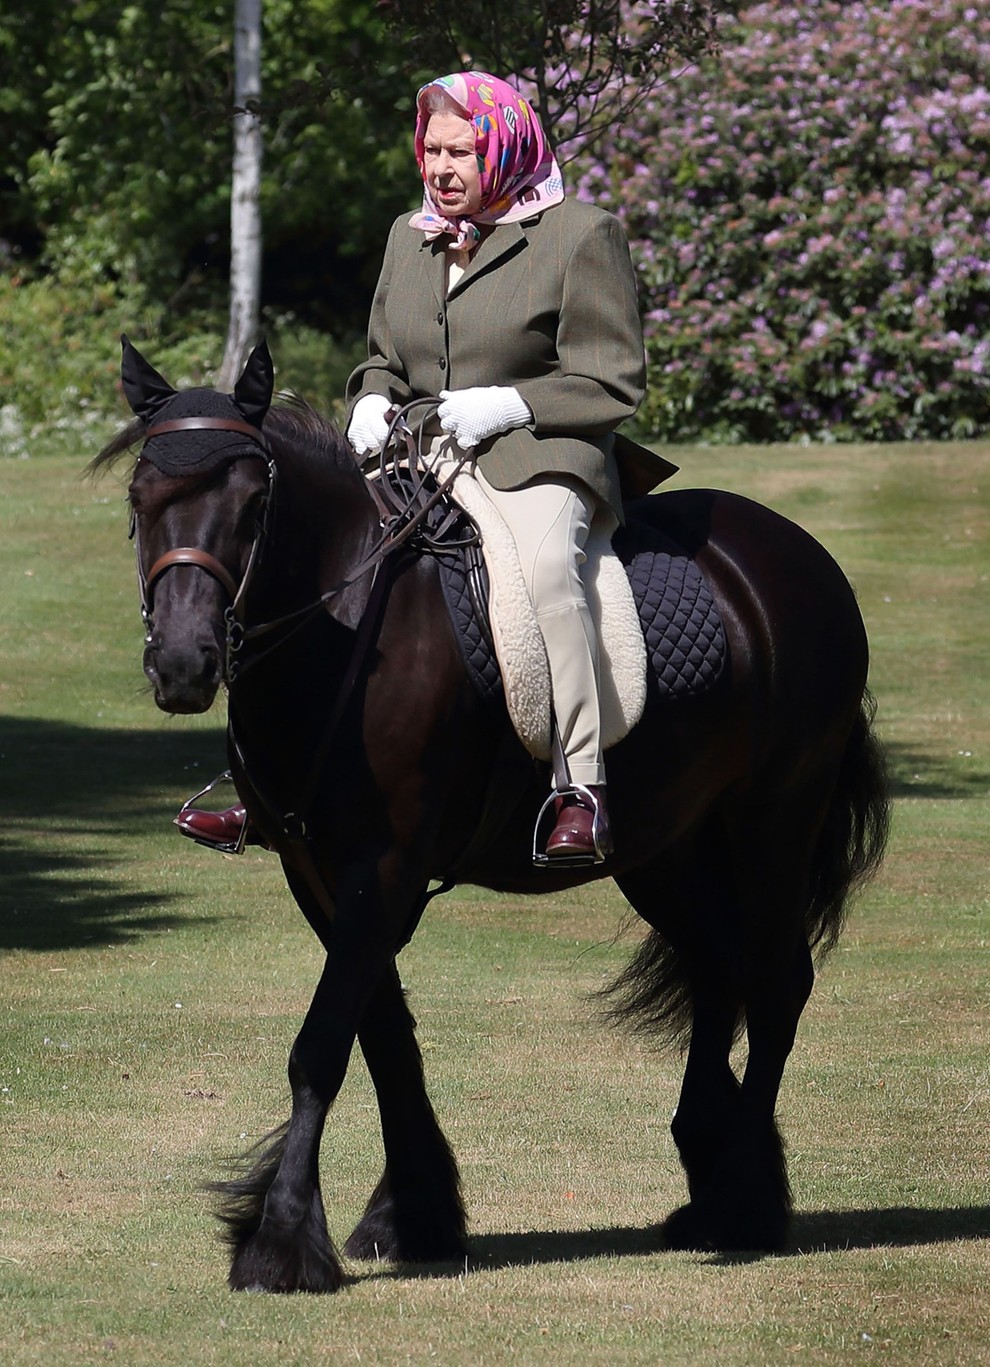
[133,417,276,669]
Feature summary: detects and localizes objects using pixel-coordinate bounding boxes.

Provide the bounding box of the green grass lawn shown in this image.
[1,437,988,1365]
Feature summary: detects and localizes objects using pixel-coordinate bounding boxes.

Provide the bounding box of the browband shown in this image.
[143,416,269,449]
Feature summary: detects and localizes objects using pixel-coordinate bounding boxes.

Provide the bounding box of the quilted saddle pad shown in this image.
[434,510,728,727]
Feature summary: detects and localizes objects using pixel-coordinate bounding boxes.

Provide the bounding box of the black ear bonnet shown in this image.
[120,335,274,476]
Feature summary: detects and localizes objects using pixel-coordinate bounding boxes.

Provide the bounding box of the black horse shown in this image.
[94,337,888,1293]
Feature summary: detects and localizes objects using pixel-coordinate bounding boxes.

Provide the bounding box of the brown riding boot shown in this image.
[174,803,263,853]
[543,785,613,863]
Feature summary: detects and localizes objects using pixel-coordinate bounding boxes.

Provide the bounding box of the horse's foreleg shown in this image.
[345,961,467,1263]
[217,950,358,1293]
[217,868,401,1294]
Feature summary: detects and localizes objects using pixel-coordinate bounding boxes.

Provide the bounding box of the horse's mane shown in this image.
[88,393,355,480]
[263,395,357,478]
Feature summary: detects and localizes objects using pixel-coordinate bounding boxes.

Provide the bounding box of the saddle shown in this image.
[407,471,728,754]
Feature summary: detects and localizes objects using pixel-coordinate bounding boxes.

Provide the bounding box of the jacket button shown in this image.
[438,358,447,370]
[436,312,443,325]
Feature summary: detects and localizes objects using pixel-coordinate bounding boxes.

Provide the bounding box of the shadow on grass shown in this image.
[362,1205,990,1279]
[788,1203,990,1253]
[0,714,227,951]
[4,719,984,953]
[705,1204,990,1265]
[884,741,989,800]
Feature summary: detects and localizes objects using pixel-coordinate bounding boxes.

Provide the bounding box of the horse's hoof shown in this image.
[344,1213,467,1265]
[662,1200,787,1254]
[344,1176,468,1265]
[662,1202,719,1252]
[228,1228,345,1294]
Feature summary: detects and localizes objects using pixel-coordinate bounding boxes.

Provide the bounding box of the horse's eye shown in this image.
[239,491,267,531]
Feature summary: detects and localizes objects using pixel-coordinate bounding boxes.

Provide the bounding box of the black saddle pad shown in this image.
[432,509,728,714]
[614,515,728,699]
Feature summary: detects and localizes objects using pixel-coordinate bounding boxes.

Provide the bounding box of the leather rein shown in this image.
[134,403,468,678]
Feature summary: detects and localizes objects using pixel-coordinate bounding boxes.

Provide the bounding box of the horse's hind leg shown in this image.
[671,983,743,1200]
[663,941,812,1253]
[344,961,467,1263]
[662,799,821,1253]
[615,848,744,1204]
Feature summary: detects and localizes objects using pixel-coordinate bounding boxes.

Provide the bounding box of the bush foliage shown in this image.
[577,0,990,442]
[0,274,358,452]
[1,1,405,448]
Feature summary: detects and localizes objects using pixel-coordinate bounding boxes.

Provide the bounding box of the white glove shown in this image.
[437,386,531,450]
[347,393,392,456]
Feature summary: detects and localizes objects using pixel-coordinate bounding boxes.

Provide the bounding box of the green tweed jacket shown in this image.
[345,197,676,517]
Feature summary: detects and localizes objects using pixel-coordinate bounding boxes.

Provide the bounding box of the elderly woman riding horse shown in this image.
[95,311,888,1291]
[180,70,675,864]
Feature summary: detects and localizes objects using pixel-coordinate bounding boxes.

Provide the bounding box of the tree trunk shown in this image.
[218,0,263,390]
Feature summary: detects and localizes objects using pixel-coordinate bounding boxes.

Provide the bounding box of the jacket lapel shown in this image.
[417,237,447,315]
[447,221,529,300]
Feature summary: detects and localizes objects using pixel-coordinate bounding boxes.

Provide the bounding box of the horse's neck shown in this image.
[232,453,380,755]
[267,453,377,606]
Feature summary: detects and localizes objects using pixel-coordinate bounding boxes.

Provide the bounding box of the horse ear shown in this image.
[120,334,176,422]
[233,338,274,427]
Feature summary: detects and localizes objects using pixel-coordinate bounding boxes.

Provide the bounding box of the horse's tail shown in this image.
[805,687,890,957]
[595,689,889,1049]
[595,927,697,1051]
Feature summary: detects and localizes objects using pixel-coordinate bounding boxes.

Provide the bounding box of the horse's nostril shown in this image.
[198,649,222,685]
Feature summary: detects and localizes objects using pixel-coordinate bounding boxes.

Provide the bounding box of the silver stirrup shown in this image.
[174,770,249,855]
[532,783,606,869]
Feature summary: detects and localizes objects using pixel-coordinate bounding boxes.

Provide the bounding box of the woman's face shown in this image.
[422,111,483,218]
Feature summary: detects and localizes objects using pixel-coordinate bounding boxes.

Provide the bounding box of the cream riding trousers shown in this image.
[474,467,617,788]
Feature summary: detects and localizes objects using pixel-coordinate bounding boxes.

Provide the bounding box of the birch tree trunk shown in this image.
[217,0,263,390]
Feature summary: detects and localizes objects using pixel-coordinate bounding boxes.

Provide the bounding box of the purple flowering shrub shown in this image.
[575,1,990,441]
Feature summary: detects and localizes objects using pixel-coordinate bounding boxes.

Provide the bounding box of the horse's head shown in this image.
[120,337,275,714]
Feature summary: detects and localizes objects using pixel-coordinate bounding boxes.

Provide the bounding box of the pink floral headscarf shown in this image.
[409,72,565,248]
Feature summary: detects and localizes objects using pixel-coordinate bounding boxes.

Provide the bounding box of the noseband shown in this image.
[134,417,275,667]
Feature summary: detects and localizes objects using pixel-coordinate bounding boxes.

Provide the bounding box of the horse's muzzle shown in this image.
[144,636,224,714]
